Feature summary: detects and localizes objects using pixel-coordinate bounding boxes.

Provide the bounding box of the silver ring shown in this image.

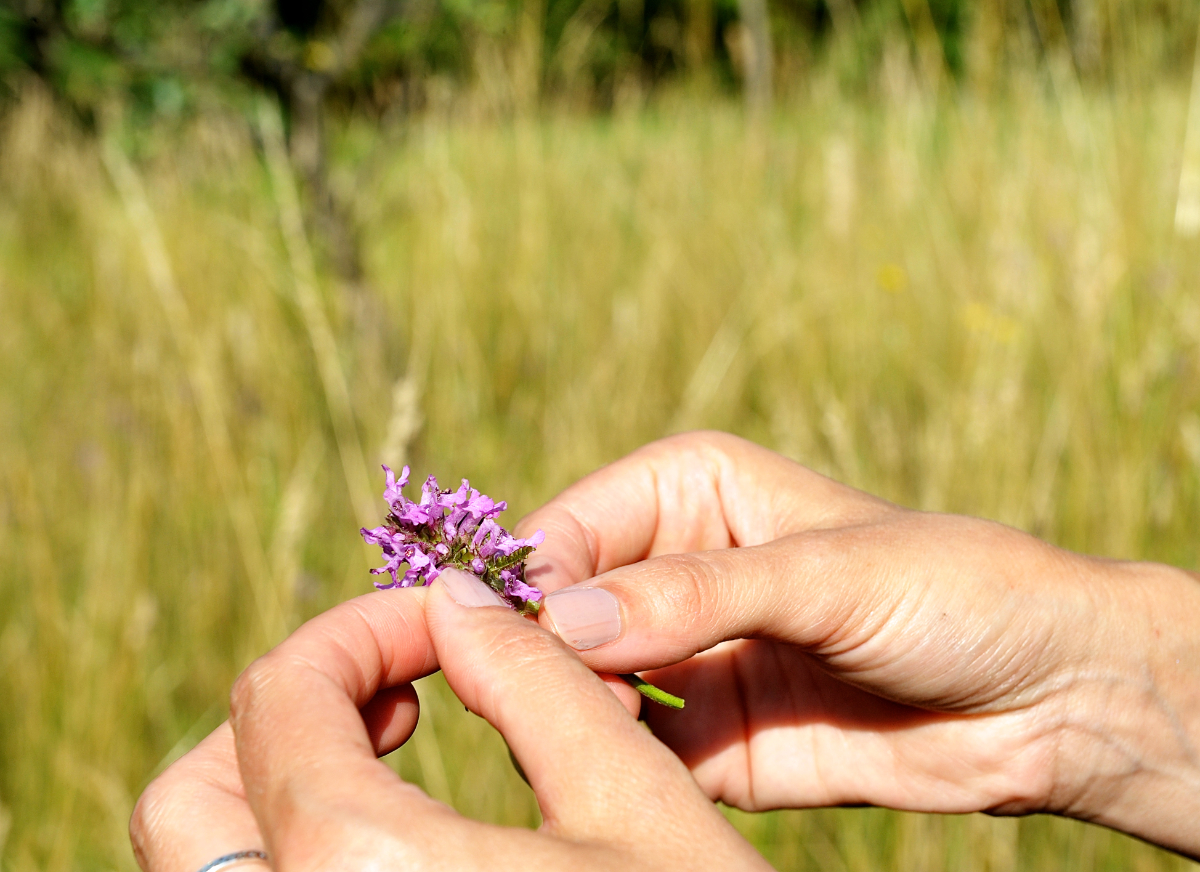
[195,850,270,872]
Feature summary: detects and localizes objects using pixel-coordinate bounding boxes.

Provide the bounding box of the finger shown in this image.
[361,684,422,755]
[515,431,887,595]
[425,569,729,845]
[133,685,422,872]
[130,723,264,872]
[538,521,909,674]
[539,512,1070,714]
[634,642,969,812]
[229,588,448,862]
[598,671,644,717]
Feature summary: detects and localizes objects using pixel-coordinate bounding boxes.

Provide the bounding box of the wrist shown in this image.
[1049,559,1200,858]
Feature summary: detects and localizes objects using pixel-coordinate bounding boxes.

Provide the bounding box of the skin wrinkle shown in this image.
[643,554,713,655]
[776,526,900,658]
[698,436,737,547]
[811,550,908,664]
[882,597,1040,712]
[712,442,751,548]
[646,459,667,558]
[742,550,790,639]
[295,593,438,706]
[346,598,405,691]
[983,715,1061,815]
[963,613,1058,710]
[653,570,1065,813]
[562,504,603,580]
[951,639,1030,712]
[303,624,383,709]
[275,650,378,717]
[670,570,709,657]
[792,520,1059,713]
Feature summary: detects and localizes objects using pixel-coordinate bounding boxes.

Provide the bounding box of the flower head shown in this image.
[360,466,544,612]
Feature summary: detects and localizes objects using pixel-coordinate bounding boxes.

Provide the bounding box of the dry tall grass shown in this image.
[2,42,1199,870]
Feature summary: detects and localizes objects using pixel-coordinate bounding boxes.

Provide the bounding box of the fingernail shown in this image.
[542,586,621,650]
[439,568,507,608]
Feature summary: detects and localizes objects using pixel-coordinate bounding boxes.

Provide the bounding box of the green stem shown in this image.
[620,673,685,709]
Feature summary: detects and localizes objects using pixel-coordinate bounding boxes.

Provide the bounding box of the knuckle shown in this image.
[657,428,730,451]
[479,619,565,669]
[645,429,730,466]
[648,552,716,625]
[128,774,176,866]
[229,652,283,723]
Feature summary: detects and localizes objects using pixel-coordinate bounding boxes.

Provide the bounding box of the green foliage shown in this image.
[5,0,1194,120]
[0,6,27,77]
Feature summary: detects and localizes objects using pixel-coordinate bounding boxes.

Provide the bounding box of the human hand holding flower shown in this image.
[129,573,769,872]
[521,432,1200,859]
[360,465,683,708]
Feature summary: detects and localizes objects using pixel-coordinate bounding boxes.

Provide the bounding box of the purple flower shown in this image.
[382,465,410,510]
[474,520,500,558]
[403,546,437,587]
[361,466,545,612]
[502,572,543,604]
[495,528,544,556]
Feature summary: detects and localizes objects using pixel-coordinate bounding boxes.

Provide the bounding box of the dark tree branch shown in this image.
[241,0,407,284]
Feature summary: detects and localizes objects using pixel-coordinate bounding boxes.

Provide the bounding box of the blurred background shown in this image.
[2,0,1200,868]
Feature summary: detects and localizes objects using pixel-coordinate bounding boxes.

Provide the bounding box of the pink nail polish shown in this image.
[543,587,621,650]
[439,568,507,608]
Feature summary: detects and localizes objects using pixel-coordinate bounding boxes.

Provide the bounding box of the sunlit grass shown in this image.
[2,49,1199,870]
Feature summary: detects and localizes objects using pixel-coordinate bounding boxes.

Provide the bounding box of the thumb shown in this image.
[537,526,893,674]
[424,568,722,843]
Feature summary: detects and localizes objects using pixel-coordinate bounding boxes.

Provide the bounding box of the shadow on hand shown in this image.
[640,639,958,807]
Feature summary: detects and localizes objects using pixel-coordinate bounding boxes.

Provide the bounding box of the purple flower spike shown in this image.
[360,468,545,612]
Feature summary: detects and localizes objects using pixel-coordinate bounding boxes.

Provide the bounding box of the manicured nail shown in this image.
[439,568,507,608]
[542,586,621,650]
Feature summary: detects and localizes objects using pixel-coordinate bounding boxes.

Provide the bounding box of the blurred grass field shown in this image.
[4,20,1200,870]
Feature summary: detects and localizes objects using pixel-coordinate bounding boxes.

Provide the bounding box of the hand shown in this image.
[521,431,1200,859]
[130,570,772,871]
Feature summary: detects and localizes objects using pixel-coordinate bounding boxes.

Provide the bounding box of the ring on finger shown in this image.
[194,850,270,872]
